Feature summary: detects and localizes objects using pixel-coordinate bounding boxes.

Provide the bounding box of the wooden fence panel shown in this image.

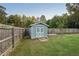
[48,28,79,34]
[0,27,25,55]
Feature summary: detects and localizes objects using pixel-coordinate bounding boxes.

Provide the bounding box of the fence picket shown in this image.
[0,27,25,55]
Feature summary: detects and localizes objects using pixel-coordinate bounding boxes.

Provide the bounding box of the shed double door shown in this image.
[36,26,44,38]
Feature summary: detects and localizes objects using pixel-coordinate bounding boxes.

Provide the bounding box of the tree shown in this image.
[67,13,79,28]
[21,15,35,28]
[46,19,51,28]
[7,15,15,25]
[47,16,59,28]
[66,3,79,14]
[66,3,79,28]
[61,13,69,28]
[46,13,69,28]
[25,16,35,28]
[7,15,21,27]
[31,16,36,23]
[40,15,46,23]
[21,15,27,27]
[0,5,7,24]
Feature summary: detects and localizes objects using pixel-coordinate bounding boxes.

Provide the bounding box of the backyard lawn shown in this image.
[10,34,79,56]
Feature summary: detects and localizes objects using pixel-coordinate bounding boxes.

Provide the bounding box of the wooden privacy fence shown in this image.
[1,27,79,55]
[0,27,25,55]
[48,28,79,34]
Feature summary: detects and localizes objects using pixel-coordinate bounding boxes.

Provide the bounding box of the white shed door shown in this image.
[36,27,44,38]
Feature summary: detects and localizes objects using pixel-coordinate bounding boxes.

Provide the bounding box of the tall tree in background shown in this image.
[7,15,15,25]
[48,16,59,28]
[46,13,69,28]
[67,12,79,28]
[31,16,36,23]
[0,5,7,24]
[25,16,35,28]
[25,16,32,28]
[66,3,79,28]
[66,3,79,14]
[21,15,36,28]
[40,15,46,23]
[46,19,51,28]
[21,15,27,27]
[7,15,21,27]
[61,13,69,28]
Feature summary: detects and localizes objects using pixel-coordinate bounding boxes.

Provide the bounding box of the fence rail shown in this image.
[0,27,25,55]
[48,28,79,34]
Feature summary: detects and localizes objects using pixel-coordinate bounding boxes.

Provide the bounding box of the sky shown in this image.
[0,3,67,19]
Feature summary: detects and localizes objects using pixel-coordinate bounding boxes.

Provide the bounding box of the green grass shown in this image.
[10,34,79,56]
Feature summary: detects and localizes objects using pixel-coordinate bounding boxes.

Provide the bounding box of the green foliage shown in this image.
[67,13,79,28]
[1,4,79,28]
[7,15,21,27]
[40,15,46,23]
[47,4,79,28]
[0,5,36,28]
[7,15,36,27]
[25,16,35,28]
[66,3,79,14]
[65,3,79,28]
[46,14,69,28]
[0,5,7,24]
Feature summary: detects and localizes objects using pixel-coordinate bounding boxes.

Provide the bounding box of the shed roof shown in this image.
[30,22,49,27]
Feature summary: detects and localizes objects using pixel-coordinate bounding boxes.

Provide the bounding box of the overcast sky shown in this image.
[0,3,68,19]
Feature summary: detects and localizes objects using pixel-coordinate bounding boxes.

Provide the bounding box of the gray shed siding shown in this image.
[30,24,48,39]
[30,26,36,39]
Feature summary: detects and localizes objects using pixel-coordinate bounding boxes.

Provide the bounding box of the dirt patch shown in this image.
[39,38,48,42]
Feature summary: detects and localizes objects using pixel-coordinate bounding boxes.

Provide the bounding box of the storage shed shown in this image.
[29,22,48,39]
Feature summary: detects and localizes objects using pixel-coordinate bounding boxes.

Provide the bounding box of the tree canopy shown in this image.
[0,5,7,24]
[40,15,46,23]
[1,4,79,28]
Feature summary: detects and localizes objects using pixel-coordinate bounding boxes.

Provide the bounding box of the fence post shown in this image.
[12,28,14,48]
